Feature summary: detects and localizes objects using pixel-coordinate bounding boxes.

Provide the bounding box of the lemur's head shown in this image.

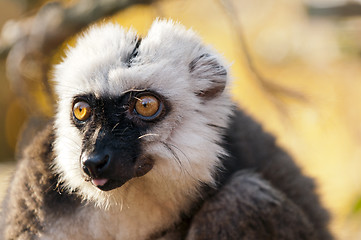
[53,19,232,207]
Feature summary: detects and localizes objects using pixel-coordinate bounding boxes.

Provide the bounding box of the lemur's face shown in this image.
[71,89,169,191]
[53,20,232,206]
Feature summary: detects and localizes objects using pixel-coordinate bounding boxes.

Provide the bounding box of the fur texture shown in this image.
[0,20,333,240]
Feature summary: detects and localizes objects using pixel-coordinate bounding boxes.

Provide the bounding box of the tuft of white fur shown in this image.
[52,19,234,239]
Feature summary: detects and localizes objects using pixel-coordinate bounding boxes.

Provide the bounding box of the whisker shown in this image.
[138,133,159,139]
[160,141,200,183]
[121,88,147,95]
[161,141,183,170]
[207,123,226,130]
[121,127,129,135]
[54,83,89,94]
[111,123,120,132]
[166,143,192,166]
[56,134,82,149]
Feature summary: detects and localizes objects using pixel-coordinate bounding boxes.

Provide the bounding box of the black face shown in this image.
[71,90,169,191]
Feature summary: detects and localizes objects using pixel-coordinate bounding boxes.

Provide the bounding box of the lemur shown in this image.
[0,19,333,240]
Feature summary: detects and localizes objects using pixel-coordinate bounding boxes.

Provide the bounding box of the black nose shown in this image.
[82,154,110,178]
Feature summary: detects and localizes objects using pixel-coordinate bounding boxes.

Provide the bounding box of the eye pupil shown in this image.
[73,101,91,121]
[135,95,161,119]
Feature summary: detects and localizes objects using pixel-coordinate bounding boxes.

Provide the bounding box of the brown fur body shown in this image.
[0,109,333,240]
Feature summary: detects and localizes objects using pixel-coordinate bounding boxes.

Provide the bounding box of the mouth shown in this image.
[92,178,108,187]
[90,178,129,191]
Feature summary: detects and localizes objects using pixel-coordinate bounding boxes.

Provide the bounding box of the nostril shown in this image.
[82,164,91,176]
[83,154,110,178]
[97,155,109,171]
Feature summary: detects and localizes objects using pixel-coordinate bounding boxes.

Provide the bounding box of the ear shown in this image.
[189,53,228,99]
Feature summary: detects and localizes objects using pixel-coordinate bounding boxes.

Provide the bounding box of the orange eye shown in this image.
[134,95,161,120]
[73,101,91,121]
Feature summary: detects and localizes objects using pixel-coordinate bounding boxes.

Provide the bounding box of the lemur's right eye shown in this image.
[133,93,163,121]
[135,96,160,118]
[73,101,91,121]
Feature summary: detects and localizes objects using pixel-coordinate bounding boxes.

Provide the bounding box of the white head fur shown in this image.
[53,19,233,214]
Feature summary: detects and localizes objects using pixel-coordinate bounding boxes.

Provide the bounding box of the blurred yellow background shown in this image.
[1,0,361,239]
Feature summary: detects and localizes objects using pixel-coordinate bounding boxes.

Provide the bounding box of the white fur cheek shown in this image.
[53,116,83,190]
[142,120,223,186]
[170,125,222,182]
[52,98,89,193]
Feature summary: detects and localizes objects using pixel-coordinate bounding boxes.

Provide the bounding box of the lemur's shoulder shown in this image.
[1,124,81,239]
[218,108,332,240]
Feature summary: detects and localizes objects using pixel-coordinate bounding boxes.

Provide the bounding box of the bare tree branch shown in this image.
[307,2,361,18]
[218,0,307,115]
[1,0,154,114]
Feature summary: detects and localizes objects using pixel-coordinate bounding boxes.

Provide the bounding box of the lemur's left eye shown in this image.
[73,101,91,121]
[134,95,162,120]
